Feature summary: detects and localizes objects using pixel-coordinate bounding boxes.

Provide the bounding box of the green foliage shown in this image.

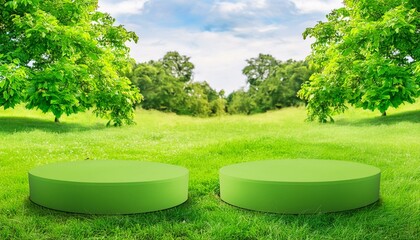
[0,0,141,126]
[161,51,195,82]
[130,52,226,117]
[131,52,308,117]
[210,97,227,116]
[242,54,278,86]
[227,88,256,115]
[131,61,184,112]
[228,55,311,114]
[299,0,420,122]
[185,82,213,116]
[130,52,309,117]
[185,81,227,117]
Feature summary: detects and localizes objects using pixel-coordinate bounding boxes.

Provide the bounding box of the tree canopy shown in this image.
[228,54,311,114]
[0,0,141,126]
[130,52,226,117]
[299,0,420,122]
[242,54,278,86]
[161,51,194,83]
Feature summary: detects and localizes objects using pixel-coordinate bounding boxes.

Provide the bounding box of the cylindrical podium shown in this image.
[220,159,380,214]
[29,160,189,214]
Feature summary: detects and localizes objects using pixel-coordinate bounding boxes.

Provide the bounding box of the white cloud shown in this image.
[214,2,247,13]
[290,0,344,13]
[233,24,287,34]
[254,0,268,9]
[211,0,293,18]
[98,0,149,16]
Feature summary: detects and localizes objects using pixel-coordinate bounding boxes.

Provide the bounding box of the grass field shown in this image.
[0,102,419,239]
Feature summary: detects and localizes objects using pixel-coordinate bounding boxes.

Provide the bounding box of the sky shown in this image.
[97,0,344,93]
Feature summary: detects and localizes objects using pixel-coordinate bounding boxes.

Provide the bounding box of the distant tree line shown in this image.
[128,52,311,116]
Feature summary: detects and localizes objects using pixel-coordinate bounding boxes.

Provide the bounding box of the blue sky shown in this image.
[98,0,344,93]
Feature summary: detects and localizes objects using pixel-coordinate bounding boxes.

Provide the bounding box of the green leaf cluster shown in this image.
[299,0,420,122]
[0,0,141,126]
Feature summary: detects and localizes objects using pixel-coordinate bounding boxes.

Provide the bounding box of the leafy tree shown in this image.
[210,97,227,116]
[0,0,141,126]
[131,61,185,112]
[242,54,278,86]
[273,60,311,107]
[249,60,309,112]
[210,90,227,116]
[228,55,310,114]
[161,51,194,82]
[130,53,226,117]
[185,81,226,116]
[299,0,420,122]
[184,82,212,116]
[227,89,255,115]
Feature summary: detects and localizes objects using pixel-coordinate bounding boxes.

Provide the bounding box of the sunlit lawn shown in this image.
[0,102,419,239]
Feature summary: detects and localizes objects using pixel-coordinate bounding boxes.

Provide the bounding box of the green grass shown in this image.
[1,102,419,239]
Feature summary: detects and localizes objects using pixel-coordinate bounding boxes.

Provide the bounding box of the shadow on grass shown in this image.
[336,110,420,126]
[23,197,207,239]
[0,117,105,134]
[23,195,202,224]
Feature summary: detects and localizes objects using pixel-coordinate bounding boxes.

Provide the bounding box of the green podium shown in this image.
[219,159,380,214]
[29,160,189,214]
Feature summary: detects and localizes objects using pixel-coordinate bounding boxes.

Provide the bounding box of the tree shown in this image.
[0,0,141,126]
[274,60,312,107]
[299,0,420,122]
[161,51,195,82]
[185,81,226,116]
[242,54,278,86]
[131,61,185,113]
[210,96,227,116]
[227,89,255,115]
[184,82,212,117]
[130,52,226,117]
[227,55,310,114]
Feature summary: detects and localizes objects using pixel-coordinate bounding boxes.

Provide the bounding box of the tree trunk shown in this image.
[382,111,387,117]
[55,117,60,123]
